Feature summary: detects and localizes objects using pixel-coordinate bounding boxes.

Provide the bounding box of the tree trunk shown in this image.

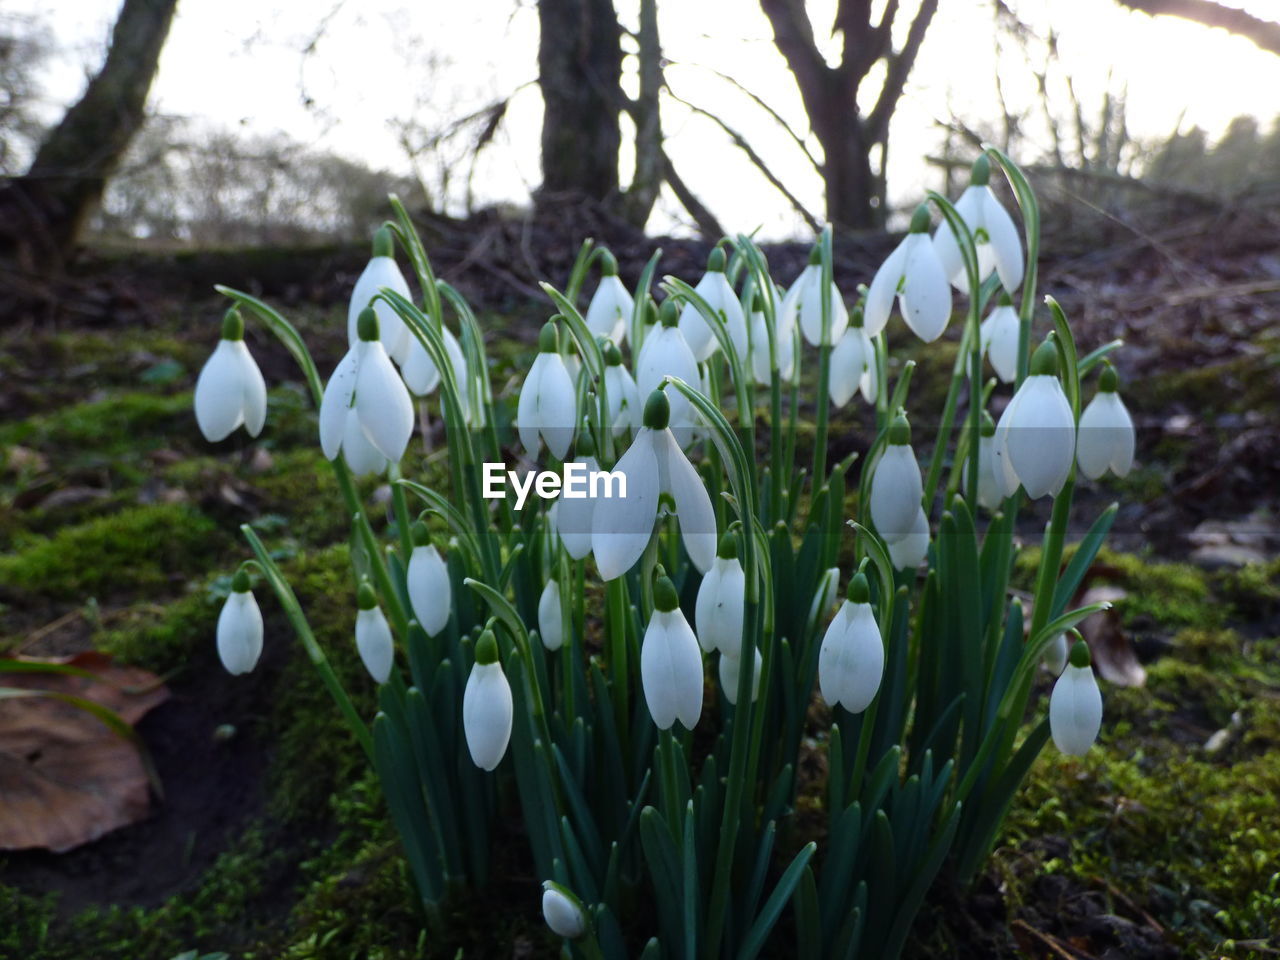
[536,0,622,204]
[1113,0,1280,56]
[0,0,178,271]
[621,0,662,228]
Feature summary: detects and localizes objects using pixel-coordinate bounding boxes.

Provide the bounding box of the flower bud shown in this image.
[216,573,263,676]
[541,882,587,939]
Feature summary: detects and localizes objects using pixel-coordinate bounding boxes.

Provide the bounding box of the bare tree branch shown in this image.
[661,155,723,240]
[866,0,939,145]
[1113,0,1280,56]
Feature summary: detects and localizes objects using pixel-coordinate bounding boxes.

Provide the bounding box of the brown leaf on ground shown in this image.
[0,652,169,853]
[1078,585,1146,688]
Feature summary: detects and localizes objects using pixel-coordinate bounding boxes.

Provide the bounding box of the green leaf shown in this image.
[738,842,816,960]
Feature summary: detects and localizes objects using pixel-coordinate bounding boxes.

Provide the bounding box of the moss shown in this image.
[1138,341,1280,419]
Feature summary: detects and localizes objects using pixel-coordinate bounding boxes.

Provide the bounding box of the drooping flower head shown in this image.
[865,204,952,343]
[355,580,395,684]
[933,154,1024,295]
[1049,638,1103,755]
[695,530,746,655]
[538,577,566,652]
[786,244,849,347]
[463,629,514,771]
[869,412,924,541]
[406,522,452,637]
[517,320,577,460]
[963,411,1005,512]
[677,246,748,362]
[555,430,600,560]
[585,250,634,346]
[348,226,413,364]
[541,881,587,940]
[829,307,874,408]
[818,572,885,713]
[602,339,641,432]
[195,307,268,443]
[993,337,1076,499]
[640,569,705,730]
[636,300,700,446]
[217,568,263,676]
[1076,362,1135,480]
[980,292,1021,384]
[749,288,797,386]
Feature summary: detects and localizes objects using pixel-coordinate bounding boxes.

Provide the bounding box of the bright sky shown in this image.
[13,0,1280,238]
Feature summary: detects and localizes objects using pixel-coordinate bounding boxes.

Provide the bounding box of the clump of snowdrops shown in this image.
[195,150,1134,958]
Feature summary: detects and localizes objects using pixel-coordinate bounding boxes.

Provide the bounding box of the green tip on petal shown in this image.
[643,389,670,430]
[538,320,560,353]
[1068,638,1091,669]
[603,340,623,366]
[475,629,499,665]
[372,225,394,258]
[231,568,251,593]
[970,153,991,186]
[1099,362,1119,393]
[998,291,1014,307]
[221,307,245,341]
[411,521,431,547]
[716,530,738,560]
[887,411,911,446]
[807,244,822,266]
[600,249,618,277]
[850,305,865,329]
[847,571,871,604]
[707,246,726,273]
[357,581,378,610]
[575,429,596,458]
[658,298,679,328]
[908,204,931,234]
[1029,338,1060,376]
[980,410,996,437]
[357,307,380,342]
[653,573,680,612]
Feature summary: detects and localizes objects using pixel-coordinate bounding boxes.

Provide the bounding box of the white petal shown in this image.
[718,646,761,705]
[818,602,853,706]
[463,661,514,770]
[556,456,598,559]
[195,341,249,442]
[318,348,360,460]
[694,562,723,653]
[886,507,930,571]
[899,234,952,343]
[833,602,884,712]
[972,433,1005,511]
[1043,633,1068,676]
[931,218,964,293]
[442,325,473,425]
[1007,376,1076,498]
[695,556,745,655]
[864,239,908,339]
[605,366,641,431]
[657,428,717,573]
[355,607,395,684]
[407,544,451,636]
[859,358,879,405]
[636,327,700,437]
[992,390,1025,498]
[517,354,546,455]
[800,274,849,346]
[538,578,565,651]
[641,609,705,730]
[869,443,923,539]
[1077,392,1135,479]
[981,189,1024,292]
[749,310,771,386]
[982,306,1021,384]
[349,256,413,363]
[586,275,633,344]
[216,590,263,675]
[829,328,868,408]
[542,888,586,939]
[235,343,268,437]
[356,341,415,463]
[592,429,661,580]
[342,413,388,476]
[536,354,578,460]
[400,337,441,396]
[1049,663,1102,755]
[677,272,722,361]
[948,187,985,292]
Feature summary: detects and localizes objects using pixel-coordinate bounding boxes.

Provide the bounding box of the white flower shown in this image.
[783,251,849,346]
[585,253,634,345]
[1043,632,1068,676]
[400,316,467,401]
[886,506,930,571]
[993,340,1076,499]
[818,577,884,713]
[591,391,717,581]
[217,572,263,675]
[1049,641,1102,755]
[860,354,880,405]
[677,248,748,362]
[355,586,395,684]
[829,323,872,408]
[463,631,513,770]
[407,532,451,636]
[555,451,598,560]
[695,540,745,655]
[517,322,578,460]
[980,297,1021,383]
[869,415,924,540]
[635,303,701,446]
[641,574,705,730]
[195,309,267,442]
[962,415,1005,511]
[864,207,952,342]
[348,229,413,364]
[748,288,797,386]
[538,578,565,651]
[603,341,642,432]
[719,645,762,705]
[933,155,1024,295]
[319,309,415,471]
[542,883,587,940]
[1076,365,1135,480]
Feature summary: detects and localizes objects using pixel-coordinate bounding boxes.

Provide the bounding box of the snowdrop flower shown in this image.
[869,413,924,540]
[962,412,1005,511]
[319,308,415,473]
[592,390,717,580]
[829,309,873,408]
[993,338,1076,499]
[886,507,930,571]
[719,645,762,705]
[677,247,748,362]
[517,321,577,460]
[355,581,395,684]
[348,227,413,364]
[585,251,634,345]
[555,432,599,560]
[195,308,267,443]
[784,245,849,346]
[980,293,1021,383]
[748,288,797,386]
[538,577,566,651]
[1076,363,1135,480]
[1043,632,1068,676]
[933,154,1024,295]
[463,630,514,770]
[641,571,705,730]
[217,569,263,676]
[636,300,700,446]
[406,523,451,636]
[603,341,641,432]
[400,315,467,400]
[865,205,952,342]
[542,882,587,940]
[819,573,884,713]
[1050,639,1103,755]
[695,532,746,655]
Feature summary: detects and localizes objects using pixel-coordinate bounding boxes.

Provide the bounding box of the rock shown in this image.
[1190,543,1267,569]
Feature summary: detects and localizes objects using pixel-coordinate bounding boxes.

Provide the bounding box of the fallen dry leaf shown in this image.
[1078,585,1146,688]
[0,652,169,853]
